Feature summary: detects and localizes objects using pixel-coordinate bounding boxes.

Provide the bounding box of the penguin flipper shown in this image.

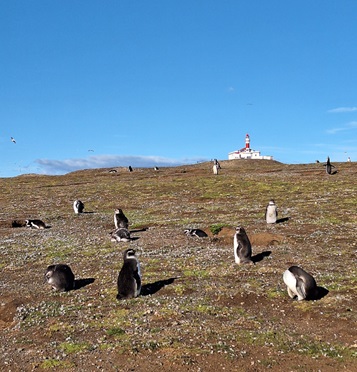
[295,278,307,300]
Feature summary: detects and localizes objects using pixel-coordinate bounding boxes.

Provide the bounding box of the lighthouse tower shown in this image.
[245,134,250,150]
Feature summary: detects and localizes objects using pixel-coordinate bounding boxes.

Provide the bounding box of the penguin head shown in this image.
[268,200,275,205]
[123,248,136,260]
[235,226,246,235]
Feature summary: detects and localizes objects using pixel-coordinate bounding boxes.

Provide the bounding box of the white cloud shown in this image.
[34,154,208,175]
[326,121,357,134]
[327,107,357,113]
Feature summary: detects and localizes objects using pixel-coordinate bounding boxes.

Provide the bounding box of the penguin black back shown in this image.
[283,266,318,300]
[233,226,253,264]
[184,228,208,238]
[324,156,335,175]
[45,264,75,291]
[26,219,46,229]
[111,227,132,242]
[117,249,141,300]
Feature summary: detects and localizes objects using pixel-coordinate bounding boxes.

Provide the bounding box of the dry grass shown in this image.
[0,160,356,371]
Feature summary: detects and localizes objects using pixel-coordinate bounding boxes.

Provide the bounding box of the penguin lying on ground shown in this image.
[111,228,132,242]
[184,228,208,238]
[26,219,46,229]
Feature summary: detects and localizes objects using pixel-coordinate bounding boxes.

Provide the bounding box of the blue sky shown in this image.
[1,1,357,177]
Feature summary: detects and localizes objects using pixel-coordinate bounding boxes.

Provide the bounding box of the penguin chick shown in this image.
[265,200,278,224]
[44,264,75,291]
[25,219,46,229]
[114,208,129,229]
[111,228,132,242]
[73,200,84,214]
[117,249,141,300]
[233,226,253,264]
[184,228,208,238]
[283,266,318,301]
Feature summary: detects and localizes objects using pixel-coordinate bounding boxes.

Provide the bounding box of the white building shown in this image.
[228,134,273,160]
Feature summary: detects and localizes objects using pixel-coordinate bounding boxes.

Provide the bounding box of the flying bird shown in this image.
[11,137,16,144]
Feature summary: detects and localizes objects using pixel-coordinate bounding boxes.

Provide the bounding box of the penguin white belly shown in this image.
[233,236,241,264]
[283,269,298,298]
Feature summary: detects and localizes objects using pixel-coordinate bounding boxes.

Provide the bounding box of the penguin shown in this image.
[25,219,46,229]
[283,266,318,301]
[184,228,208,238]
[116,248,141,300]
[213,164,219,175]
[265,200,278,224]
[111,228,132,242]
[213,159,221,169]
[44,264,75,291]
[73,200,84,214]
[128,166,133,172]
[114,208,129,229]
[324,156,335,175]
[233,226,253,264]
[154,166,159,171]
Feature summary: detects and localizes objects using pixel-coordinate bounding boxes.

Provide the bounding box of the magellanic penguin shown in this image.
[283,266,318,301]
[111,228,132,242]
[184,228,208,238]
[114,208,129,229]
[73,200,84,214]
[25,219,46,229]
[44,264,75,291]
[116,248,141,300]
[233,226,253,264]
[324,156,335,175]
[265,200,278,224]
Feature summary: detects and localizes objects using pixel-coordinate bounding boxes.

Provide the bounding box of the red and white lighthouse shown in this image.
[228,133,273,160]
[245,134,250,150]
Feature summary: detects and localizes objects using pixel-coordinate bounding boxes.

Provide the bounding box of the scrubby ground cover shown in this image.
[0,160,356,371]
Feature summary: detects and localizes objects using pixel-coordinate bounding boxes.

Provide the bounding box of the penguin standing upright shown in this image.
[324,156,335,175]
[116,249,141,300]
[73,200,84,214]
[233,226,253,264]
[213,164,219,175]
[44,264,75,291]
[265,200,278,224]
[114,208,129,229]
[283,266,318,300]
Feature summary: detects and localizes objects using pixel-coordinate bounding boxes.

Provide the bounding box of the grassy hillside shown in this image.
[0,160,356,371]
